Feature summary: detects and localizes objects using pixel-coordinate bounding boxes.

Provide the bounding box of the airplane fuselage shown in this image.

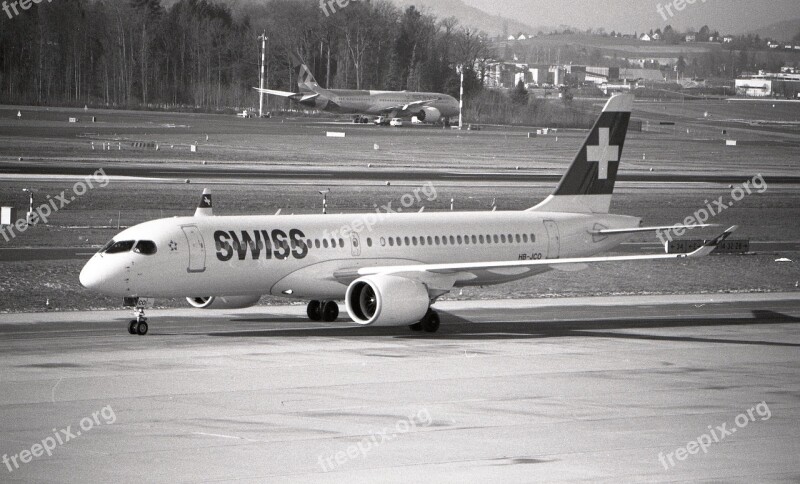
[301,87,460,120]
[81,210,640,300]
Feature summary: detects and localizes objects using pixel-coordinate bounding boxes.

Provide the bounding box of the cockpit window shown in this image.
[104,240,135,254]
[98,239,116,253]
[133,240,157,255]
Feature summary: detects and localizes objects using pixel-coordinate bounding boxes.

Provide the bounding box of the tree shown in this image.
[510,79,528,106]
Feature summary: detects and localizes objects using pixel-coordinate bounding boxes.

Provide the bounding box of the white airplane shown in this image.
[253,53,459,125]
[80,94,736,335]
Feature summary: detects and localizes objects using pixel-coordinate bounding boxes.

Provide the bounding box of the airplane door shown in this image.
[350,232,362,257]
[181,225,206,273]
[544,220,560,259]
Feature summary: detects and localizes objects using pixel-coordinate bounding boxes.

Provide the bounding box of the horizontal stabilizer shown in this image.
[591,224,718,235]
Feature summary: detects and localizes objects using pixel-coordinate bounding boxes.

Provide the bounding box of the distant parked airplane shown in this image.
[253,53,459,125]
[80,94,736,335]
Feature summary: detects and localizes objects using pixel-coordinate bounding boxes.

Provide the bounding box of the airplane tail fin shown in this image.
[194,188,213,217]
[529,93,633,214]
[291,53,319,92]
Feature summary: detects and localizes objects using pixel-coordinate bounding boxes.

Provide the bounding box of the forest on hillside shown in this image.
[0,0,494,110]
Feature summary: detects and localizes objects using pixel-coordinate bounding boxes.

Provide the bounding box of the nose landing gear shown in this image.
[128,307,148,335]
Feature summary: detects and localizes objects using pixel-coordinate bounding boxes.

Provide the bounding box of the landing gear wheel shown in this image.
[409,322,423,331]
[129,306,149,335]
[421,310,440,333]
[307,300,322,321]
[321,301,339,322]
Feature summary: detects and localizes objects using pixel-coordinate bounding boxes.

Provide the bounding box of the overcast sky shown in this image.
[461,0,800,34]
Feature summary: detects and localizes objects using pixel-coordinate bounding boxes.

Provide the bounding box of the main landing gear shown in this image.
[409,309,440,333]
[307,300,340,322]
[127,307,149,335]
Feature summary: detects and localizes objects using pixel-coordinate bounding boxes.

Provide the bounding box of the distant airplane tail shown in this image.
[529,93,633,214]
[194,188,213,217]
[291,53,319,92]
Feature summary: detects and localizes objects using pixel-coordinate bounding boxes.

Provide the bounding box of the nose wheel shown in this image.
[128,308,149,335]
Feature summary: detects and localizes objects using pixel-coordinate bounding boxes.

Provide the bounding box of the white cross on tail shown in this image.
[586,127,619,180]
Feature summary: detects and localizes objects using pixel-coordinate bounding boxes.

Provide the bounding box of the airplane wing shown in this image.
[337,226,737,284]
[252,87,319,103]
[380,99,439,114]
[252,87,297,98]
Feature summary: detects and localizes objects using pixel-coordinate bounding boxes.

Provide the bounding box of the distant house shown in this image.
[507,35,516,41]
[768,42,779,49]
[651,32,661,41]
[640,33,652,42]
[517,33,527,41]
[723,36,734,43]
[708,36,718,42]
[685,34,696,43]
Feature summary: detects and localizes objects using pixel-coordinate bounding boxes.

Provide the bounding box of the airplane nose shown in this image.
[79,259,104,290]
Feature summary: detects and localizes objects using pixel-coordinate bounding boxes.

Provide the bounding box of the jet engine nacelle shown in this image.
[345,275,430,326]
[415,106,442,123]
[186,295,261,309]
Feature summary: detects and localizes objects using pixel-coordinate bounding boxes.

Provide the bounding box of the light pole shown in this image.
[22,188,34,224]
[258,31,268,118]
[457,64,464,130]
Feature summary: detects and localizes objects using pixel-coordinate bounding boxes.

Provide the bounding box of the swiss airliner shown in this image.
[253,53,460,125]
[80,94,735,335]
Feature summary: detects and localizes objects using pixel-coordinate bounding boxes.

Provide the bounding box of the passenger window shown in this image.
[531,233,536,242]
[389,238,394,247]
[133,240,157,255]
[339,238,344,247]
[479,235,485,244]
[472,235,477,244]
[457,235,463,244]
[323,239,329,248]
[523,234,529,243]
[412,237,418,246]
[315,239,320,248]
[501,234,507,243]
[105,240,135,254]
[404,236,410,246]
[380,237,386,247]
[367,238,372,247]
[427,236,433,245]
[449,236,455,245]
[516,234,521,243]
[435,236,440,245]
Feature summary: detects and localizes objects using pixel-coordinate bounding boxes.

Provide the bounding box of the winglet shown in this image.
[194,188,213,217]
[687,226,738,258]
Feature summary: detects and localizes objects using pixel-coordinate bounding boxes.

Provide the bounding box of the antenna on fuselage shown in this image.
[194,188,213,217]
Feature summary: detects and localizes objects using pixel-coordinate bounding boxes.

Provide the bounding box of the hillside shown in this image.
[391,0,541,36]
[745,18,800,42]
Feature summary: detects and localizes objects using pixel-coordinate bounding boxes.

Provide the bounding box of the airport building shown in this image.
[735,70,800,98]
